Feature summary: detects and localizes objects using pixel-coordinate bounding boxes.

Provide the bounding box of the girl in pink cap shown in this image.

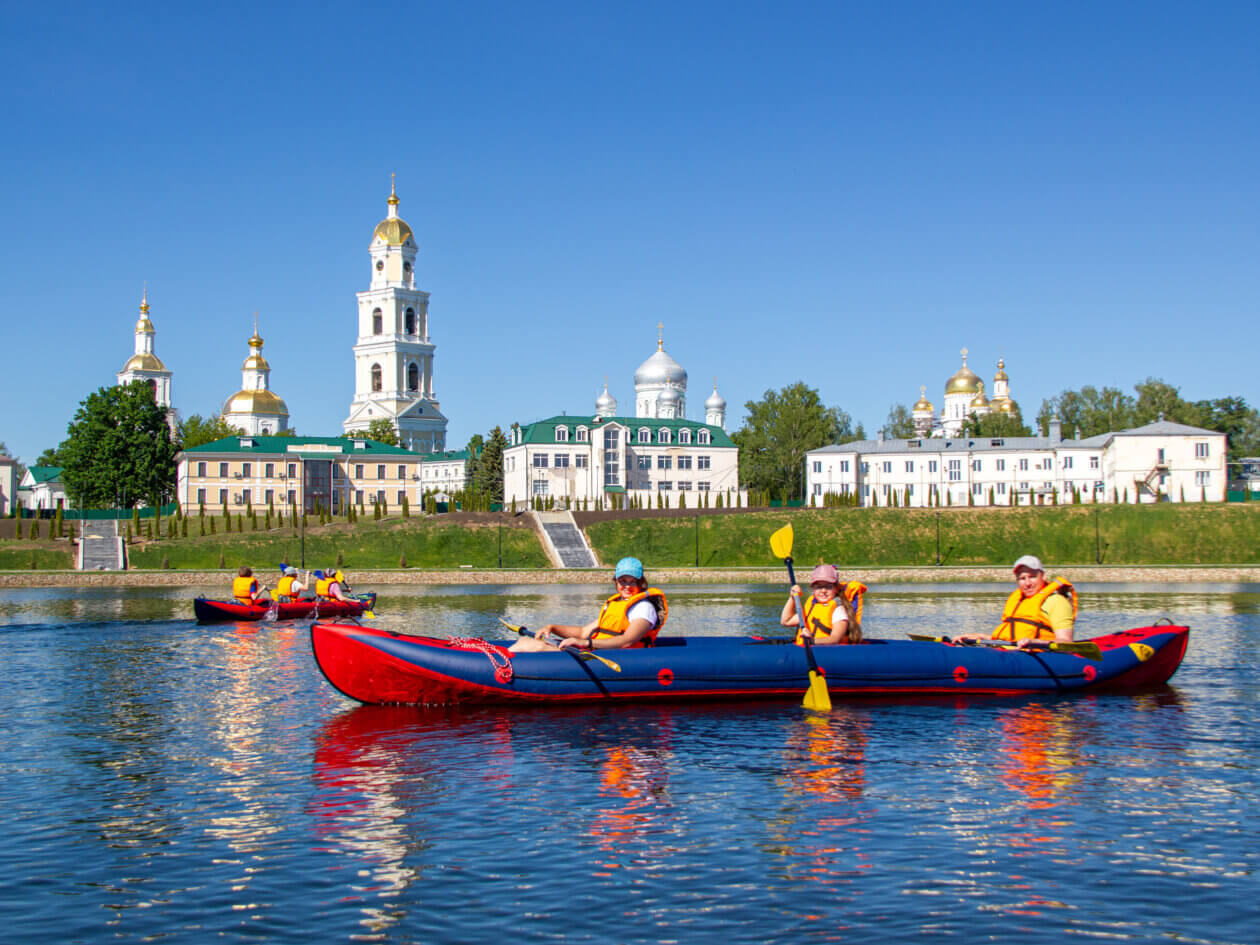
[780,563,865,645]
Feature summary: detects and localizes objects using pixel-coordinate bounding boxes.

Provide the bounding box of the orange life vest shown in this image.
[276,575,297,601]
[591,588,669,647]
[994,577,1077,641]
[795,581,865,645]
[232,575,259,604]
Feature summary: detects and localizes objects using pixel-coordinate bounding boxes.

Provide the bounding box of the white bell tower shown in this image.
[343,177,448,451]
[117,286,176,429]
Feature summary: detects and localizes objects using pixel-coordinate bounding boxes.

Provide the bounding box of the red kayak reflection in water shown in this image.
[996,702,1085,808]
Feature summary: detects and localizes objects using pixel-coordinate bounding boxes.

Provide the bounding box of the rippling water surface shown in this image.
[0,583,1257,943]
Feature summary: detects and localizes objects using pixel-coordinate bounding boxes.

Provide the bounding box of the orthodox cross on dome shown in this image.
[920,385,926,398]
[388,172,399,209]
[140,282,149,314]
[960,346,968,366]
[658,321,664,351]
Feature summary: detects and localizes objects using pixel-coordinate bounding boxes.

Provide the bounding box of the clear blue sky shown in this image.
[2,2,1256,465]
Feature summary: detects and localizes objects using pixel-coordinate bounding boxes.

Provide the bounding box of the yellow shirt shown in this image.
[1041,593,1075,632]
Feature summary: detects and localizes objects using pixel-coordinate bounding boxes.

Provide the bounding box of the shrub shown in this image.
[29,518,40,539]
[337,550,344,567]
[14,517,22,539]
[209,517,216,534]
[218,551,225,568]
[399,551,408,568]
[160,554,169,569]
[402,496,410,518]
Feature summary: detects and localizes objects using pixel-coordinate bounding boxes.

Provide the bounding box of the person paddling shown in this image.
[780,564,864,645]
[314,568,353,603]
[958,555,1076,648]
[232,566,270,605]
[275,566,308,603]
[509,557,668,653]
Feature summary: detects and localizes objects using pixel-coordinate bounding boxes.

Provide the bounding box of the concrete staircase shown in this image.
[78,520,125,570]
[533,511,598,568]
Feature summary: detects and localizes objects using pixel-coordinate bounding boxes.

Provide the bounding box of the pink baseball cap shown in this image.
[809,564,840,585]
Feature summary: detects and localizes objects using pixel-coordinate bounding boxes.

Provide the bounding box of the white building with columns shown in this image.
[117,288,175,427]
[805,419,1228,507]
[220,321,291,436]
[504,329,738,507]
[343,178,448,452]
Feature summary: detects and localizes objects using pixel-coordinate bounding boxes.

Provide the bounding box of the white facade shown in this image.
[418,450,471,494]
[117,288,175,426]
[0,456,18,517]
[19,467,69,511]
[805,420,1229,506]
[220,324,291,436]
[343,179,448,453]
[503,416,740,508]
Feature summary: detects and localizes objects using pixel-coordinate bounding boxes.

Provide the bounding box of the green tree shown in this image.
[178,414,243,449]
[354,419,399,446]
[960,407,1032,438]
[35,446,63,468]
[472,426,508,504]
[883,403,916,439]
[58,383,176,509]
[734,382,846,501]
[1037,385,1136,438]
[463,433,485,487]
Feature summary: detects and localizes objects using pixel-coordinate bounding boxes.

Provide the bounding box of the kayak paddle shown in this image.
[907,633,1102,661]
[497,617,621,672]
[770,523,832,711]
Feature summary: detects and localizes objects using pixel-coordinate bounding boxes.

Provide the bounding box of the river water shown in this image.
[0,583,1256,944]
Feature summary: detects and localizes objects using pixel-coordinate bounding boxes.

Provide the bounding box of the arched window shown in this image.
[697,430,710,444]
[556,426,569,442]
[371,363,382,392]
[407,362,419,392]
[658,428,672,444]
[638,428,650,444]
[678,429,691,444]
[372,308,383,334]
[576,426,588,442]
[404,307,416,334]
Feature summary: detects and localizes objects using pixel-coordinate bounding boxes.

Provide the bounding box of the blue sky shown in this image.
[1,2,1256,464]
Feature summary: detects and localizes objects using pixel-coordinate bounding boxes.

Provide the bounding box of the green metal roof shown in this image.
[181,436,418,457]
[27,466,63,483]
[514,415,735,448]
[418,449,470,464]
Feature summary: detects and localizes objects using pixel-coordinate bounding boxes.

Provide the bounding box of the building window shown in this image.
[677,456,692,470]
[407,362,419,392]
[533,454,548,468]
[1195,471,1210,486]
[1090,456,1100,469]
[1019,458,1029,471]
[638,429,650,444]
[657,456,672,470]
[637,456,652,470]
[219,488,228,505]
[861,462,869,474]
[997,483,1006,494]
[371,363,382,392]
[532,480,548,496]
[372,308,383,334]
[556,426,569,443]
[971,460,981,472]
[197,462,207,477]
[576,427,588,442]
[397,490,406,505]
[554,454,570,468]
[376,490,385,505]
[862,485,870,498]
[905,461,914,473]
[697,455,711,470]
[697,430,710,445]
[242,462,251,477]
[948,459,962,482]
[996,459,1005,471]
[697,482,710,491]
[575,455,588,468]
[679,429,691,444]
[219,462,228,478]
[405,308,416,334]
[678,481,692,491]
[839,460,849,473]
[1063,456,1073,469]
[813,461,822,473]
[264,489,273,504]
[397,465,406,480]
[263,463,273,478]
[354,464,364,478]
[882,461,891,474]
[972,483,983,494]
[657,481,673,491]
[377,465,386,479]
[355,490,364,504]
[658,429,672,444]
[1196,442,1209,458]
[196,488,206,504]
[907,484,914,496]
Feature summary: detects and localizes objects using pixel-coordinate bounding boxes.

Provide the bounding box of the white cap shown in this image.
[1012,555,1044,574]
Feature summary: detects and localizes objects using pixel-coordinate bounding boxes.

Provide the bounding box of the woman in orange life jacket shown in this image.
[314,567,353,603]
[274,566,308,603]
[231,566,271,605]
[509,557,667,653]
[779,563,863,645]
[957,555,1077,649]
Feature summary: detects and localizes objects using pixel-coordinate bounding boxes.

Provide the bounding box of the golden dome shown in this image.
[135,317,155,333]
[945,347,982,395]
[970,381,989,408]
[993,397,1016,414]
[994,357,1009,383]
[222,389,289,417]
[123,352,167,372]
[913,385,933,413]
[135,287,154,333]
[371,176,415,247]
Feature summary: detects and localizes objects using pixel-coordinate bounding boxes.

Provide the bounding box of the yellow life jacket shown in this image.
[994,577,1077,641]
[232,575,259,604]
[315,577,334,599]
[592,588,669,647]
[795,581,865,644]
[276,575,296,600]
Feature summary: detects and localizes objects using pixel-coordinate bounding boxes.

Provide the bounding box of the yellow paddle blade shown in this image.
[362,610,376,619]
[498,617,525,634]
[803,668,832,711]
[583,651,622,672]
[770,523,795,560]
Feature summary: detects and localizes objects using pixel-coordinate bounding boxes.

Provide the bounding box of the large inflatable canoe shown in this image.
[195,593,377,624]
[310,621,1189,706]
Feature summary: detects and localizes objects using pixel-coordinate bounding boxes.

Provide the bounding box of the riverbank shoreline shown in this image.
[3,565,1260,588]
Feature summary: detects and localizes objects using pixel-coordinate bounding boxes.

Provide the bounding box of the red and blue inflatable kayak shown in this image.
[195,593,377,624]
[310,622,1189,705]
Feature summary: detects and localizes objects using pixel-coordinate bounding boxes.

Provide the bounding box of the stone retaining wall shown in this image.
[2,566,1258,588]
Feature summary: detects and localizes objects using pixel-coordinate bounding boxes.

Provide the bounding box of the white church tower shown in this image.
[117,287,175,427]
[220,319,290,436]
[343,177,448,452]
[704,379,727,430]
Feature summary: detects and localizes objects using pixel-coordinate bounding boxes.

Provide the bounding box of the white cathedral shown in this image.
[342,178,448,452]
[117,288,176,430]
[911,348,1020,438]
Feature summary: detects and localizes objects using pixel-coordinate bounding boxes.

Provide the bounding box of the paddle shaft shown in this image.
[785,556,824,677]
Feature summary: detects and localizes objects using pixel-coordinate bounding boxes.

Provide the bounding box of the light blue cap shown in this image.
[614,556,644,579]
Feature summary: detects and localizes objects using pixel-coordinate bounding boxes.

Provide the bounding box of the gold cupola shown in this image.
[370,174,415,247]
[970,380,990,409]
[945,347,982,395]
[913,385,934,413]
[993,357,1009,383]
[123,287,167,372]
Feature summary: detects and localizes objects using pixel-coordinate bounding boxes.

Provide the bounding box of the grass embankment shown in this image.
[585,505,1260,569]
[0,544,75,570]
[125,515,550,570]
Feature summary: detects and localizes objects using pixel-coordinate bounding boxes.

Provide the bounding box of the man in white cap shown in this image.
[961,555,1076,647]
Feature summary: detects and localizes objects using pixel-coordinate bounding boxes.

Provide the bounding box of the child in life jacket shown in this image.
[510,557,668,653]
[232,566,270,605]
[780,563,863,645]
